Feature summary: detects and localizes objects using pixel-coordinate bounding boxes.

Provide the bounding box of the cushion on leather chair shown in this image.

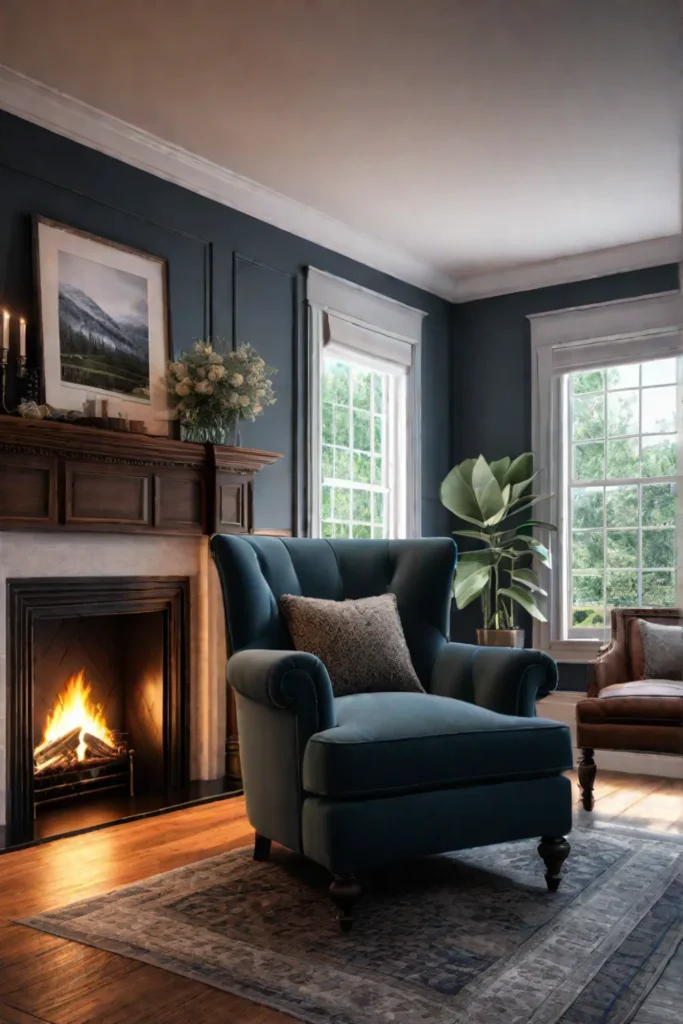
[577,682,683,725]
[302,691,573,799]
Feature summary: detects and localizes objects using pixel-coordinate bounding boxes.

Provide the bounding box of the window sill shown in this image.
[546,639,602,664]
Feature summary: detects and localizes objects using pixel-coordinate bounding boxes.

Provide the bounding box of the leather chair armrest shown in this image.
[228,649,336,732]
[591,642,628,695]
[430,642,558,718]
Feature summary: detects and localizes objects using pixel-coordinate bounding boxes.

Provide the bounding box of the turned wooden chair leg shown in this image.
[253,833,271,861]
[329,875,362,932]
[578,748,597,811]
[538,836,571,892]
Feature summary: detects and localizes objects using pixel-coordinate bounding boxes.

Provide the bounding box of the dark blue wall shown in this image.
[0,111,453,537]
[450,265,680,688]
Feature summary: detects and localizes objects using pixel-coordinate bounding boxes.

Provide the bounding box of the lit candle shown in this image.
[1,310,9,352]
[19,318,26,359]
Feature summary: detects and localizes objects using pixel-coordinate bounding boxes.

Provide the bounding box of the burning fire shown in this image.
[35,669,115,763]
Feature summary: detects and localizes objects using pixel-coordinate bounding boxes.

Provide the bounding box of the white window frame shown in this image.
[306,267,425,539]
[530,288,683,663]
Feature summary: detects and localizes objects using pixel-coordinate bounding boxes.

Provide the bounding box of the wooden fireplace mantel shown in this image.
[0,415,282,536]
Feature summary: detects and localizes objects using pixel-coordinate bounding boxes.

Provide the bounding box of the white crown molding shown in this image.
[0,64,457,301]
[0,64,679,306]
[452,236,683,303]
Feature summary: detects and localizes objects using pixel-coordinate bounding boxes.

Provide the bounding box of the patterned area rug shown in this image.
[20,827,683,1024]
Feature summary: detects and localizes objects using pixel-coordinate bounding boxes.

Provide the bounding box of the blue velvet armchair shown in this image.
[211,535,573,930]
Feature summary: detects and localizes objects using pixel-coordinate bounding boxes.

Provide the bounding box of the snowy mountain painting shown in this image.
[58,250,151,401]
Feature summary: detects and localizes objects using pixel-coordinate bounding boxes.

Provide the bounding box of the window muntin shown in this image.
[566,357,678,634]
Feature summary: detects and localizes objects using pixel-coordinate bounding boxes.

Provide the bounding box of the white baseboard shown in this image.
[537,691,683,780]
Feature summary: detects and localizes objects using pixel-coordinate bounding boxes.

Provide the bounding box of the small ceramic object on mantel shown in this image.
[476,629,525,648]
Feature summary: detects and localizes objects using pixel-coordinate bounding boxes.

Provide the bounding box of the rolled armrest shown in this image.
[591,642,627,696]
[430,642,558,718]
[228,649,336,733]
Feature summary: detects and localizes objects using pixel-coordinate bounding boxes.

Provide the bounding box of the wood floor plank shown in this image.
[615,779,683,833]
[587,774,668,819]
[1,776,681,1024]
[0,1004,50,1024]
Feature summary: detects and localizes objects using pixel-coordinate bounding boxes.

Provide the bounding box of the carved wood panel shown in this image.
[154,471,204,533]
[66,464,151,525]
[216,475,251,534]
[0,455,57,525]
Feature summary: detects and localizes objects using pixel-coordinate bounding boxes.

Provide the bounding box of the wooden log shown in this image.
[83,733,118,759]
[34,726,81,768]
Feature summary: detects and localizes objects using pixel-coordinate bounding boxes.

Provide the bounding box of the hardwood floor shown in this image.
[1,772,682,1024]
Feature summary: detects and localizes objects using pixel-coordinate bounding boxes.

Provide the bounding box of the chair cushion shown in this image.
[279,592,424,697]
[302,692,573,799]
[577,682,683,725]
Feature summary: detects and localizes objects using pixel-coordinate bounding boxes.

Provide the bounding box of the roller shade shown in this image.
[324,312,413,369]
[551,330,683,374]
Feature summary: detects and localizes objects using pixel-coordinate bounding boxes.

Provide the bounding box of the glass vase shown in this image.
[179,419,241,446]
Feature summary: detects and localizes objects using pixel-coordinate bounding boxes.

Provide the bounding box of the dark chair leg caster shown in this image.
[329,875,362,932]
[578,748,597,811]
[253,833,271,861]
[538,836,571,892]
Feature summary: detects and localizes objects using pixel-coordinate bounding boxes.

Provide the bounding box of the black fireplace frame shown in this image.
[7,576,190,843]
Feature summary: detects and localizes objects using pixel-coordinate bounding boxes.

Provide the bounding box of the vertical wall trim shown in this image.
[205,241,214,340]
[293,271,306,537]
[231,251,238,350]
[233,253,298,533]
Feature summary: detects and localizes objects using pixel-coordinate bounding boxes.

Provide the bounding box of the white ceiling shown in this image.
[0,0,680,297]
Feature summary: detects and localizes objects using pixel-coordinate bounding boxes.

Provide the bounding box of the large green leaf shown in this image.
[510,568,547,596]
[489,457,511,484]
[498,585,548,622]
[502,453,534,488]
[457,549,496,565]
[517,520,557,532]
[482,483,512,527]
[511,472,539,501]
[454,565,491,609]
[457,458,478,487]
[452,528,492,541]
[440,466,484,526]
[512,535,552,567]
[507,494,552,517]
[472,456,506,522]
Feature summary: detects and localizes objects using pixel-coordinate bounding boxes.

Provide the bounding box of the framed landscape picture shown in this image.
[34,217,171,430]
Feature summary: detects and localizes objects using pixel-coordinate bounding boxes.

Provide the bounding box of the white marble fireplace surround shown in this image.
[0,531,228,826]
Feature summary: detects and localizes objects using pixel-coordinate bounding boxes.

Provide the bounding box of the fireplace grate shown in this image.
[33,731,134,808]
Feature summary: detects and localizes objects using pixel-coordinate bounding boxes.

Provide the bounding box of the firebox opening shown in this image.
[32,611,167,832]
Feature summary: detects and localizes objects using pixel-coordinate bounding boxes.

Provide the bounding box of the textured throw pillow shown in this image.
[637,619,683,680]
[279,593,425,697]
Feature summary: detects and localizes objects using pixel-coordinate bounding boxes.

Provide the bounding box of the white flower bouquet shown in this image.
[165,340,276,444]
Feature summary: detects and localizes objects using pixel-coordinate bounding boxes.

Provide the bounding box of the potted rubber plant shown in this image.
[439,453,555,647]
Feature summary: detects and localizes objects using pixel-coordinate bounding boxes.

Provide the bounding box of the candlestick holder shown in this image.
[0,348,10,414]
[0,352,41,413]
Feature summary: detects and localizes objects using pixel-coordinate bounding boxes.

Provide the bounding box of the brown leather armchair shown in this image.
[576,607,683,810]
